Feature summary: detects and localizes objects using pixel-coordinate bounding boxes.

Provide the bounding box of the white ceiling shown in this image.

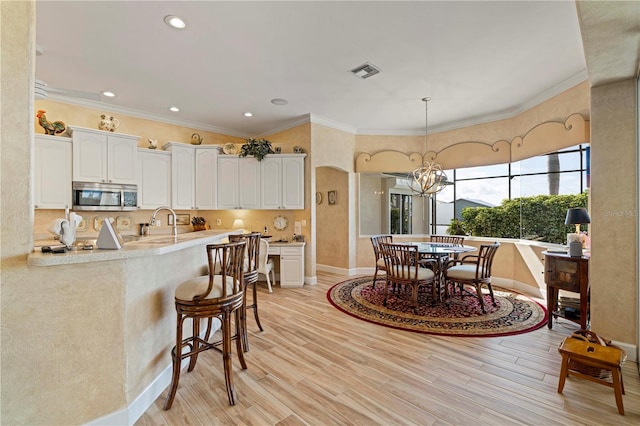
[35,1,587,138]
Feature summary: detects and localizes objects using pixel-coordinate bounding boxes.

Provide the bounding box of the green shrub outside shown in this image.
[458,192,588,244]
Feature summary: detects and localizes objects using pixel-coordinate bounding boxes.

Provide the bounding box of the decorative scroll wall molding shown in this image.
[356,113,590,172]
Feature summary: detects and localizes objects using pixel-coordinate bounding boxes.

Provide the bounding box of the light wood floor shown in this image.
[137,272,640,425]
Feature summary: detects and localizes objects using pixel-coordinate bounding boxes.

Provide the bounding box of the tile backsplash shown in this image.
[33,208,305,242]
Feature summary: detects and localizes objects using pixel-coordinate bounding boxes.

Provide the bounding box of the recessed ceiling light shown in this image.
[101,91,116,97]
[243,112,253,117]
[270,98,288,106]
[164,15,186,29]
[169,106,180,112]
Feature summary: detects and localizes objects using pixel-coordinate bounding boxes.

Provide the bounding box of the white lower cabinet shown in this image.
[268,243,305,288]
[138,149,171,209]
[34,134,72,209]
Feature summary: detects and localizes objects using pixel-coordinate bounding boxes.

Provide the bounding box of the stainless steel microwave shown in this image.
[72,182,138,211]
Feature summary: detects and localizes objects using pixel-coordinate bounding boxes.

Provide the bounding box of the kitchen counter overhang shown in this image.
[28,230,239,267]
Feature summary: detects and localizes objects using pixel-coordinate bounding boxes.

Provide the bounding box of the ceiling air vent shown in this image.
[349,62,381,79]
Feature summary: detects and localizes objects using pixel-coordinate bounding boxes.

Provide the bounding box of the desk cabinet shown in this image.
[543,252,589,329]
[268,242,305,288]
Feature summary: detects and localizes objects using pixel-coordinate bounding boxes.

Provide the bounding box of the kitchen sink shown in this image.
[121,235,143,243]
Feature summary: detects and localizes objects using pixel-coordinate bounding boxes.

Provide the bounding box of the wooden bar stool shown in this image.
[164,241,247,409]
[229,232,261,352]
[558,334,627,415]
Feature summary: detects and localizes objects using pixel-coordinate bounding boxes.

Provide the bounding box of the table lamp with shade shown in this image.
[232,218,245,230]
[565,208,590,256]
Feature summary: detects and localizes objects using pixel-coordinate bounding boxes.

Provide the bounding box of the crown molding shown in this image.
[253,114,313,138]
[46,94,250,138]
[47,70,587,139]
[358,71,589,135]
[308,113,358,134]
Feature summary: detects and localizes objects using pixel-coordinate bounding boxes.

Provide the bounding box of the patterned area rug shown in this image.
[327,276,547,337]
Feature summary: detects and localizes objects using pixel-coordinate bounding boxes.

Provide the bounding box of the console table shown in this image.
[543,251,589,329]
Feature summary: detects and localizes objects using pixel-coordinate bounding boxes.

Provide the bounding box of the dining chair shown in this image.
[430,235,465,245]
[370,234,392,288]
[257,238,275,293]
[443,242,500,313]
[229,232,261,352]
[426,234,466,270]
[164,241,247,409]
[380,242,437,312]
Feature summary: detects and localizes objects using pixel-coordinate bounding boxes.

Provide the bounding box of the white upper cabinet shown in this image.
[34,134,72,209]
[138,149,171,209]
[260,157,282,209]
[239,157,261,209]
[165,143,195,210]
[163,142,219,210]
[217,156,239,210]
[194,148,218,210]
[261,155,305,209]
[70,126,139,185]
[217,156,260,209]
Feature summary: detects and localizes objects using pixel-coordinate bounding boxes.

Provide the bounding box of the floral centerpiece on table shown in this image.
[239,138,274,161]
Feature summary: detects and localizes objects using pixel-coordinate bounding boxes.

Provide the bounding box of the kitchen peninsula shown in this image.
[27,229,249,420]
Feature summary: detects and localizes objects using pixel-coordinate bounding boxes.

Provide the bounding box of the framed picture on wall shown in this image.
[328,190,337,205]
[168,214,191,226]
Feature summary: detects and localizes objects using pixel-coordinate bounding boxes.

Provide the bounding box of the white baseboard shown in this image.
[86,322,221,426]
[316,263,359,276]
[355,267,376,276]
[85,363,174,426]
[611,341,637,362]
[491,277,544,299]
[304,275,318,285]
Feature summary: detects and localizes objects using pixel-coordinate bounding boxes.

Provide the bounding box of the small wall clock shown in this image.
[273,215,289,231]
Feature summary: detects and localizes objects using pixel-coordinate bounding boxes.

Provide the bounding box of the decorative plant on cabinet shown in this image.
[239,138,274,161]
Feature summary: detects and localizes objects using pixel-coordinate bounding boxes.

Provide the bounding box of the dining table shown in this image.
[403,241,477,301]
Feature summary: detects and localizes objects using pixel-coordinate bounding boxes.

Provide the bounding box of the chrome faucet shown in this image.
[150,206,177,237]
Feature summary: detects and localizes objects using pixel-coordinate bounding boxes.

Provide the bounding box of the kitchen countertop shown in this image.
[268,240,305,247]
[28,230,240,267]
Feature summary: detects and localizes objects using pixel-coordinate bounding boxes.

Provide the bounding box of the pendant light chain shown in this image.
[407,97,448,197]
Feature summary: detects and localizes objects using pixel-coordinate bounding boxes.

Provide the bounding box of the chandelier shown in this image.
[407,97,448,197]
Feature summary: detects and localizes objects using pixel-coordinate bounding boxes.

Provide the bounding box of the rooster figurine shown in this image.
[36,110,66,135]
